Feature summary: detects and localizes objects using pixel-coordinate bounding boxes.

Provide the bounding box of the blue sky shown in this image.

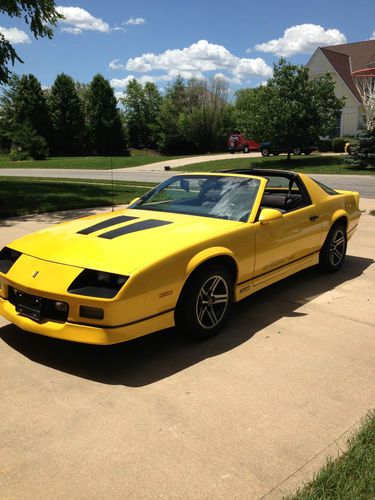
[1,0,374,92]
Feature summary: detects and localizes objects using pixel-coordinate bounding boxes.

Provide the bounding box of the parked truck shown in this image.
[227,132,259,153]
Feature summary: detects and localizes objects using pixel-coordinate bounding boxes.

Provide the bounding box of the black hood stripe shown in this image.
[99,219,172,239]
[78,216,138,235]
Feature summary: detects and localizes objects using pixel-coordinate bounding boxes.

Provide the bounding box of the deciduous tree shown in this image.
[122,80,161,148]
[0,0,61,84]
[234,59,344,158]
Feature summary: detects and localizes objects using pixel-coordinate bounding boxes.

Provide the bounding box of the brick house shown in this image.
[306,40,375,137]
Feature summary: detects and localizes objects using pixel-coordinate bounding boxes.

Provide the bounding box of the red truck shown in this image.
[228,132,259,153]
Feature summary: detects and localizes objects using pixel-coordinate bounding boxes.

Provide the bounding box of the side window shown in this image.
[285,178,311,212]
[265,176,290,189]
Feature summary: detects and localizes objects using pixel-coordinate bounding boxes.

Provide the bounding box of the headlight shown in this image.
[0,247,21,274]
[68,269,129,298]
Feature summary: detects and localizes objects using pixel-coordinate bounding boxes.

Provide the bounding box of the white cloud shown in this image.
[371,31,375,40]
[110,75,161,88]
[0,26,30,44]
[122,39,272,81]
[255,24,347,57]
[57,6,110,34]
[125,17,146,25]
[109,59,127,70]
[233,58,273,80]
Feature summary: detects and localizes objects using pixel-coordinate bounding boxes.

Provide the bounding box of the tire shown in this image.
[230,151,235,154]
[261,148,270,157]
[175,265,234,340]
[243,145,249,153]
[293,147,301,155]
[319,222,347,273]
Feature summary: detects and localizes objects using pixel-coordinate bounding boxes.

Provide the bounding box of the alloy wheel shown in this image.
[329,228,346,266]
[195,275,229,329]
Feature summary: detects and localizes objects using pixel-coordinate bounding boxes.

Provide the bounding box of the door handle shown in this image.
[309,215,319,221]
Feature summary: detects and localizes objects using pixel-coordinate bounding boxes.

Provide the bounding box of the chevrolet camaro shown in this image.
[0,169,361,344]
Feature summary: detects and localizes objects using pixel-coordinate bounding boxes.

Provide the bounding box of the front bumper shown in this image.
[0,297,175,345]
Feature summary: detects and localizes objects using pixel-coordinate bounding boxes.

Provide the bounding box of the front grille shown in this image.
[8,286,69,323]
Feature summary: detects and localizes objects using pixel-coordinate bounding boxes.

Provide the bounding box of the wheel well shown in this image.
[332,215,348,230]
[189,256,237,283]
[177,256,238,309]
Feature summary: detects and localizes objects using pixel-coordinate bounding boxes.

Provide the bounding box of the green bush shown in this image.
[345,130,375,168]
[332,137,348,152]
[317,139,332,152]
[9,123,49,161]
[9,148,30,161]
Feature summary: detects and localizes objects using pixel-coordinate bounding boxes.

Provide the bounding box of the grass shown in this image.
[0,177,156,218]
[285,410,375,499]
[174,155,375,175]
[0,154,183,170]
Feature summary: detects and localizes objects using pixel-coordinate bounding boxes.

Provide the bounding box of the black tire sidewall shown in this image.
[319,223,347,273]
[175,265,234,339]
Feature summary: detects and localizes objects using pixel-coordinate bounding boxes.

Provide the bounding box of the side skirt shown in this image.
[234,251,320,302]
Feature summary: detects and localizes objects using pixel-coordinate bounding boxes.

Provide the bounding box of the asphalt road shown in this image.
[0,200,375,499]
[1,167,375,198]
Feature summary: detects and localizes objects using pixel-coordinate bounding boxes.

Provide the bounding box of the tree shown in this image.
[157,76,234,154]
[122,79,161,148]
[86,74,125,154]
[157,76,190,153]
[345,130,375,169]
[48,73,86,155]
[0,0,62,85]
[0,73,52,157]
[234,59,345,158]
[178,78,233,153]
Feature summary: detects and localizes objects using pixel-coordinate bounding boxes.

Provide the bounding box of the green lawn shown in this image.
[0,154,182,170]
[174,155,375,175]
[0,177,156,218]
[285,410,375,499]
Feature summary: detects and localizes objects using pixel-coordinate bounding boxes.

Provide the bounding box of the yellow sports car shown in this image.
[0,169,361,344]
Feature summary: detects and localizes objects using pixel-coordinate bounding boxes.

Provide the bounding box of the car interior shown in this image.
[220,169,311,215]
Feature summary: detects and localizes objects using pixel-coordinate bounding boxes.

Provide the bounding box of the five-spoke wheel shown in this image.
[175,265,234,339]
[319,222,347,272]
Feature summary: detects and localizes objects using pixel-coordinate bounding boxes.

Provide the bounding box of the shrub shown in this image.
[9,123,49,161]
[317,138,332,152]
[332,137,347,152]
[9,148,30,161]
[345,130,375,169]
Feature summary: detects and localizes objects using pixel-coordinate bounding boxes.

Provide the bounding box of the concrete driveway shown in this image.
[0,200,374,499]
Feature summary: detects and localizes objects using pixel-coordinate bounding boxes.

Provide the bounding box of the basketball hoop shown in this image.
[352,68,375,131]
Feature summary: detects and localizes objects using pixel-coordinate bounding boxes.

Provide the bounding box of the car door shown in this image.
[253,178,322,285]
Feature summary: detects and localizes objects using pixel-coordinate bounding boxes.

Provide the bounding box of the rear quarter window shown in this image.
[312,179,339,195]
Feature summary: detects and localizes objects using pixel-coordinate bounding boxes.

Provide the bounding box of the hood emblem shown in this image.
[32,271,39,278]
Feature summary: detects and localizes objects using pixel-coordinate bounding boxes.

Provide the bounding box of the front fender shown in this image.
[186,247,236,277]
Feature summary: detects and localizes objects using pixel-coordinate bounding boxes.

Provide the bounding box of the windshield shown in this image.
[129,175,260,222]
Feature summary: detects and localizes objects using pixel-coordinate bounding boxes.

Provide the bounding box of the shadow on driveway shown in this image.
[1,255,373,387]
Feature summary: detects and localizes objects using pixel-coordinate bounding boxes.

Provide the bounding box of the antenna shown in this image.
[110,156,114,212]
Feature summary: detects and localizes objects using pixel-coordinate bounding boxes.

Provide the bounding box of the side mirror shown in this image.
[259,208,283,224]
[128,197,140,206]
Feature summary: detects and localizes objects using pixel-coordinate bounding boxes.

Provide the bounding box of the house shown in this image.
[306,40,375,137]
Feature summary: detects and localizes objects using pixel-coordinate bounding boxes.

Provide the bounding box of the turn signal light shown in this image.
[80,306,104,320]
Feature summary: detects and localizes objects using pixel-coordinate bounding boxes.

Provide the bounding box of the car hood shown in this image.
[8,208,242,275]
